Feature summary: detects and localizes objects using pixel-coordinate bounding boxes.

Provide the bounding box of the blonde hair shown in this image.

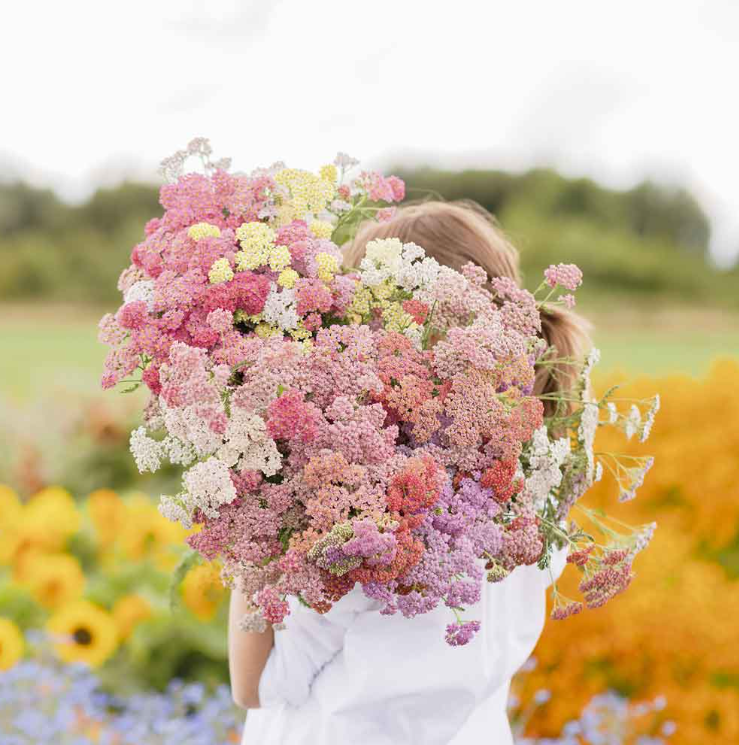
[344,200,593,414]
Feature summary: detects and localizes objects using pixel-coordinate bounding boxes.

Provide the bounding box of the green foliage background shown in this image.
[1,166,737,306]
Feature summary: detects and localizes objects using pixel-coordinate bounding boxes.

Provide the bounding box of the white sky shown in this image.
[3,0,738,265]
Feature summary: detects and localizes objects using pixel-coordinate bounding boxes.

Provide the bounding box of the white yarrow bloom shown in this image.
[403,325,424,351]
[163,435,197,467]
[262,284,299,331]
[607,402,618,425]
[639,394,660,443]
[625,404,641,440]
[182,457,238,520]
[123,279,156,310]
[578,401,599,483]
[161,403,222,458]
[130,426,164,473]
[158,493,194,529]
[217,408,282,476]
[524,426,571,511]
[334,152,360,170]
[396,255,442,292]
[330,199,352,213]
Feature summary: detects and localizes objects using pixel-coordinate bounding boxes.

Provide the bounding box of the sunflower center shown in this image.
[73,627,93,645]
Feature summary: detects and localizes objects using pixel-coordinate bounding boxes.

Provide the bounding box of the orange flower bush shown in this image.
[514,359,739,744]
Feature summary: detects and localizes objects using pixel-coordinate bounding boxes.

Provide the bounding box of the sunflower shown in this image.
[19,486,81,553]
[181,562,226,621]
[112,593,152,640]
[0,485,22,526]
[0,485,24,565]
[119,494,188,571]
[87,488,126,547]
[46,600,118,668]
[0,617,24,671]
[24,553,85,609]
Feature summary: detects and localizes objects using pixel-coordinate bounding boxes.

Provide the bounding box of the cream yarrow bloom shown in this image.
[188,222,221,241]
[365,237,404,270]
[316,252,339,282]
[277,268,299,289]
[208,258,234,284]
[269,245,292,272]
[310,220,334,240]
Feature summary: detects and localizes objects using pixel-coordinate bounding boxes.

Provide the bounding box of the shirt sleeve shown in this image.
[258,544,570,720]
[257,591,381,709]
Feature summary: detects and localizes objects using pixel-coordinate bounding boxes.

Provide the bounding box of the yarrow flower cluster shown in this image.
[100,139,658,646]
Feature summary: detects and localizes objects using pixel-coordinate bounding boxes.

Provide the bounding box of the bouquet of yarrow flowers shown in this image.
[98,138,659,646]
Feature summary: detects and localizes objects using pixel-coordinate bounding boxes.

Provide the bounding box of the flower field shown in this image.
[1,353,738,743]
[510,359,739,744]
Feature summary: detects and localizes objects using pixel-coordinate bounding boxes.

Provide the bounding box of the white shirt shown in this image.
[242,546,568,745]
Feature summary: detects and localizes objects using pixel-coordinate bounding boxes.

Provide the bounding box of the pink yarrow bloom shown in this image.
[544,263,583,291]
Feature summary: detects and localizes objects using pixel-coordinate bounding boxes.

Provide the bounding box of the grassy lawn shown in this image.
[1,303,737,400]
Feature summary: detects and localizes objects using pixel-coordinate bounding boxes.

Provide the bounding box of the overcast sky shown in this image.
[3,0,738,265]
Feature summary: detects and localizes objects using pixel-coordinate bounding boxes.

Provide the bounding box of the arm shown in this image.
[228,582,274,710]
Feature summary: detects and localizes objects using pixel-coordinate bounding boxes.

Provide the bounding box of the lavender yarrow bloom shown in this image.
[444,620,481,646]
[341,519,397,567]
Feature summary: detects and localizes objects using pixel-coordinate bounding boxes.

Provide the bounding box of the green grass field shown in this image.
[1,304,737,400]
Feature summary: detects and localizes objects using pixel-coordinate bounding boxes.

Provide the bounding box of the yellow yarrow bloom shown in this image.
[316,251,339,282]
[319,164,338,183]
[236,222,275,251]
[269,245,292,272]
[277,268,299,289]
[298,338,314,353]
[370,281,393,301]
[235,222,276,270]
[181,562,225,621]
[382,306,417,333]
[187,222,221,241]
[274,168,335,215]
[46,600,118,668]
[0,618,24,671]
[112,594,152,640]
[288,322,312,342]
[208,258,234,284]
[310,221,334,240]
[255,322,282,339]
[349,286,373,316]
[275,203,297,227]
[25,553,85,609]
[234,309,262,325]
